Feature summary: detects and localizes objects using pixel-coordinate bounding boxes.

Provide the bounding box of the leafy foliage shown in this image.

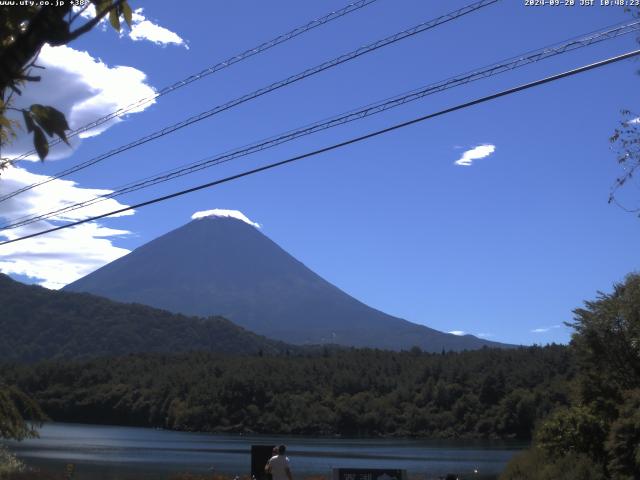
[23,104,70,160]
[570,274,640,393]
[608,7,640,215]
[0,445,25,477]
[501,273,640,479]
[535,405,606,461]
[501,448,605,480]
[609,110,640,215]
[0,384,46,441]
[0,0,133,165]
[604,389,640,480]
[1,345,572,440]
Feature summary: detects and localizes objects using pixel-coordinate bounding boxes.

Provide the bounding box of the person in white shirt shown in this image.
[265,445,293,480]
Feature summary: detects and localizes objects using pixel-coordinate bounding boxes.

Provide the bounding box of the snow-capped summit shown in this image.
[191,209,261,229]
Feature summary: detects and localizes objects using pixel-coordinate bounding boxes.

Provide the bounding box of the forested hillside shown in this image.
[0,274,290,361]
[3,345,572,439]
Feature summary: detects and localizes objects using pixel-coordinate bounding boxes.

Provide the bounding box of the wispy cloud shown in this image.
[191,209,261,229]
[5,44,156,160]
[448,330,466,336]
[531,325,562,333]
[477,332,494,338]
[630,117,640,124]
[454,144,496,167]
[0,167,133,289]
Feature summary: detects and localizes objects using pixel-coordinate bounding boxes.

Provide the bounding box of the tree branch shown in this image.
[66,0,124,43]
[0,2,123,93]
[69,3,91,25]
[15,74,40,82]
[0,6,70,92]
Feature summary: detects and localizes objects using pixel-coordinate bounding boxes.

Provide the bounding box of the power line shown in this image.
[2,48,637,247]
[8,0,380,163]
[0,0,499,204]
[3,19,638,231]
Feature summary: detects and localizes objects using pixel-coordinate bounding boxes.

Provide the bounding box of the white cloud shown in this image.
[191,209,261,229]
[129,9,188,48]
[477,332,494,338]
[630,117,640,124]
[4,44,156,160]
[0,165,133,289]
[454,144,496,167]
[77,6,187,48]
[531,325,562,333]
[449,330,495,338]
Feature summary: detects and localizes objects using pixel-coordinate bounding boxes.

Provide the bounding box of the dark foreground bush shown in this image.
[500,447,605,480]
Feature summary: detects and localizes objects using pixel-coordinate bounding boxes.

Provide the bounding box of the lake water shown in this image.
[6,423,525,480]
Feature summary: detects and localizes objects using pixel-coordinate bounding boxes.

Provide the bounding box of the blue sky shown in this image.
[1,0,639,346]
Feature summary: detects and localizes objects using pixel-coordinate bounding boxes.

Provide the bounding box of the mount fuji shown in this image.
[64,210,510,351]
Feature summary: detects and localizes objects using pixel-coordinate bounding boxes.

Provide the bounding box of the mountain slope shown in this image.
[65,214,510,351]
[0,273,290,362]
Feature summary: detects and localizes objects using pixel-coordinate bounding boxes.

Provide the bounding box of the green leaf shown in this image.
[30,104,53,136]
[91,0,111,15]
[30,104,70,145]
[33,126,49,161]
[22,110,35,133]
[122,1,133,28]
[109,8,121,32]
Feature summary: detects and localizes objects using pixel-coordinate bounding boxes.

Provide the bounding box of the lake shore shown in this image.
[5,423,523,480]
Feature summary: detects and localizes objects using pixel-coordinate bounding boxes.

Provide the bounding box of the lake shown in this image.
[6,423,525,480]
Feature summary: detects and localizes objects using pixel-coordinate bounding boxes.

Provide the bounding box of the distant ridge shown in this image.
[0,273,290,362]
[65,212,512,352]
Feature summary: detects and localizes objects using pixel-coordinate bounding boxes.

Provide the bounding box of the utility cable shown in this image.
[2,19,638,230]
[1,48,637,247]
[8,0,381,162]
[0,0,499,204]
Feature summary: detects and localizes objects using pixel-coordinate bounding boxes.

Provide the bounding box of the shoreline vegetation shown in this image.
[2,345,571,440]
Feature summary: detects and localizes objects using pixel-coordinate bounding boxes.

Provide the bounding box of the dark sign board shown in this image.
[332,468,407,480]
[251,445,275,480]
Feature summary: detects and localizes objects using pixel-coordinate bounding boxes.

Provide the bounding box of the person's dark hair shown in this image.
[278,445,286,455]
